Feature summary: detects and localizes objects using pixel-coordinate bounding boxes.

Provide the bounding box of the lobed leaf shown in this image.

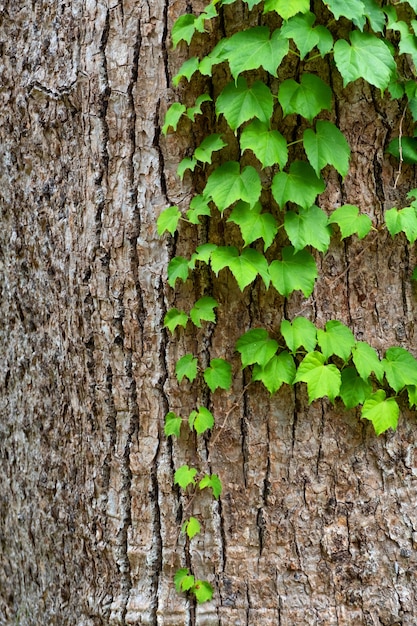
[167,256,189,287]
[281,317,317,353]
[176,354,198,383]
[189,406,215,434]
[182,516,201,539]
[352,341,384,382]
[204,161,261,213]
[236,328,278,368]
[193,580,214,604]
[294,351,341,402]
[173,57,200,85]
[328,205,372,239]
[240,120,288,169]
[252,351,296,394]
[199,474,222,499]
[383,346,417,392]
[272,161,325,209]
[189,243,217,269]
[157,206,181,236]
[361,390,399,435]
[162,103,186,135]
[194,134,227,164]
[216,78,274,131]
[385,206,417,243]
[164,308,189,333]
[190,296,218,327]
[164,411,182,437]
[222,26,289,79]
[303,120,350,178]
[174,465,198,489]
[228,201,278,251]
[186,195,212,225]
[203,359,232,392]
[278,74,332,122]
[269,246,318,298]
[340,368,372,409]
[263,0,309,20]
[284,205,331,253]
[316,320,355,362]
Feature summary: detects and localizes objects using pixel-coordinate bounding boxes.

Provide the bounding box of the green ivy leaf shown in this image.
[386,137,417,164]
[294,351,341,402]
[177,157,198,180]
[362,0,388,32]
[324,0,365,21]
[157,206,181,236]
[272,161,325,209]
[176,354,198,383]
[199,474,222,499]
[389,20,417,68]
[190,296,218,327]
[211,246,270,290]
[269,247,318,297]
[240,120,288,169]
[173,57,200,85]
[162,103,186,134]
[385,206,417,243]
[172,15,198,47]
[228,201,278,250]
[236,328,278,368]
[186,94,212,122]
[193,580,214,604]
[316,320,355,362]
[174,465,198,489]
[194,134,227,164]
[284,205,331,253]
[216,78,274,131]
[189,243,217,269]
[203,359,232,392]
[278,74,332,122]
[186,195,212,225]
[252,351,296,393]
[167,256,189,287]
[164,308,189,333]
[340,368,372,409]
[164,411,182,437]
[204,162,261,213]
[352,341,384,382]
[222,26,289,79]
[361,390,399,435]
[383,346,417,392]
[263,0,309,20]
[280,12,323,59]
[189,406,215,434]
[334,31,396,90]
[303,120,350,177]
[407,385,417,407]
[328,205,372,239]
[174,568,191,593]
[182,516,201,539]
[281,317,317,353]
[181,574,196,592]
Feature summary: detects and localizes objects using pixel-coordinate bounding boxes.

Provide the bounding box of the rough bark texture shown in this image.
[1,2,417,625]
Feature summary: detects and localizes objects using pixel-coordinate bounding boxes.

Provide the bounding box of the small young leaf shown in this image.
[385,206,417,244]
[263,0,309,20]
[269,247,318,298]
[383,346,417,392]
[240,120,288,169]
[186,94,212,122]
[172,14,198,47]
[176,354,198,383]
[174,568,191,593]
[407,385,417,408]
[181,574,196,591]
[340,368,372,409]
[204,162,261,213]
[228,201,278,251]
[236,328,278,368]
[272,161,325,209]
[278,74,332,122]
[177,157,198,180]
[182,516,201,539]
[164,308,189,333]
[186,195,212,225]
[164,412,182,437]
[316,320,355,362]
[174,465,198,490]
[284,205,331,253]
[216,78,274,131]
[194,134,227,164]
[173,57,200,85]
[162,103,186,135]
[352,341,384,382]
[157,206,181,236]
[199,474,222,499]
[328,205,372,239]
[361,390,399,435]
[303,120,350,178]
[203,358,232,392]
[193,580,214,604]
[189,406,215,434]
[190,296,218,327]
[189,243,217,269]
[252,351,296,394]
[167,256,189,287]
[281,317,317,353]
[294,351,341,403]
[211,246,270,291]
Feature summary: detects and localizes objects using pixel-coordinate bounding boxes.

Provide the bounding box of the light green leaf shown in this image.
[236,328,278,368]
[361,390,399,435]
[385,206,417,244]
[194,134,227,164]
[223,26,289,79]
[157,206,181,236]
[263,0,309,20]
[316,320,355,362]
[210,246,239,274]
[164,411,182,437]
[328,205,372,240]
[186,195,212,225]
[280,317,317,353]
[177,157,197,180]
[324,0,365,21]
[164,308,189,333]
[203,359,232,392]
[189,406,214,434]
[174,568,191,593]
[228,201,278,250]
[240,120,288,169]
[272,161,325,209]
[280,12,321,59]
[278,74,332,122]
[189,243,217,269]
[193,580,214,604]
[211,246,270,290]
[199,474,222,499]
[407,385,417,407]
[389,20,417,68]
[182,516,201,539]
[315,25,334,56]
[176,354,198,383]
[172,14,198,47]
[303,120,350,177]
[386,136,417,164]
[186,94,212,122]
[294,351,341,402]
[352,341,384,382]
[167,256,189,287]
[362,0,387,32]
[190,296,218,327]
[204,162,261,213]
[269,246,318,297]
[340,368,372,409]
[181,574,195,592]
[162,103,186,134]
[216,78,274,131]
[174,465,198,489]
[284,205,331,253]
[173,57,200,85]
[383,346,417,392]
[334,31,396,90]
[252,351,296,394]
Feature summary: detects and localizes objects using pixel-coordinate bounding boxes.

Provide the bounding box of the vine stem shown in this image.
[394,104,407,189]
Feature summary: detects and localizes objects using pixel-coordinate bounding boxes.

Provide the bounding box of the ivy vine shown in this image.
[159,0,417,605]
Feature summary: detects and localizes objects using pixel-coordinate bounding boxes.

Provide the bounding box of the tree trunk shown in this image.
[1,2,417,625]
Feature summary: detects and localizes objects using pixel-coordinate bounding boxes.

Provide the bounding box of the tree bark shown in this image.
[1,2,417,625]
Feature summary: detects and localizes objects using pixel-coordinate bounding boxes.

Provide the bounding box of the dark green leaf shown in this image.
[240,120,288,169]
[278,74,332,122]
[386,137,417,164]
[284,205,331,252]
[228,201,278,250]
[272,161,325,209]
[340,368,372,409]
[216,78,274,131]
[303,120,350,177]
[324,0,365,21]
[280,12,320,59]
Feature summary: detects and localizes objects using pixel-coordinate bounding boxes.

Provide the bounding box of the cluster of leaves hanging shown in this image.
[159,0,417,605]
